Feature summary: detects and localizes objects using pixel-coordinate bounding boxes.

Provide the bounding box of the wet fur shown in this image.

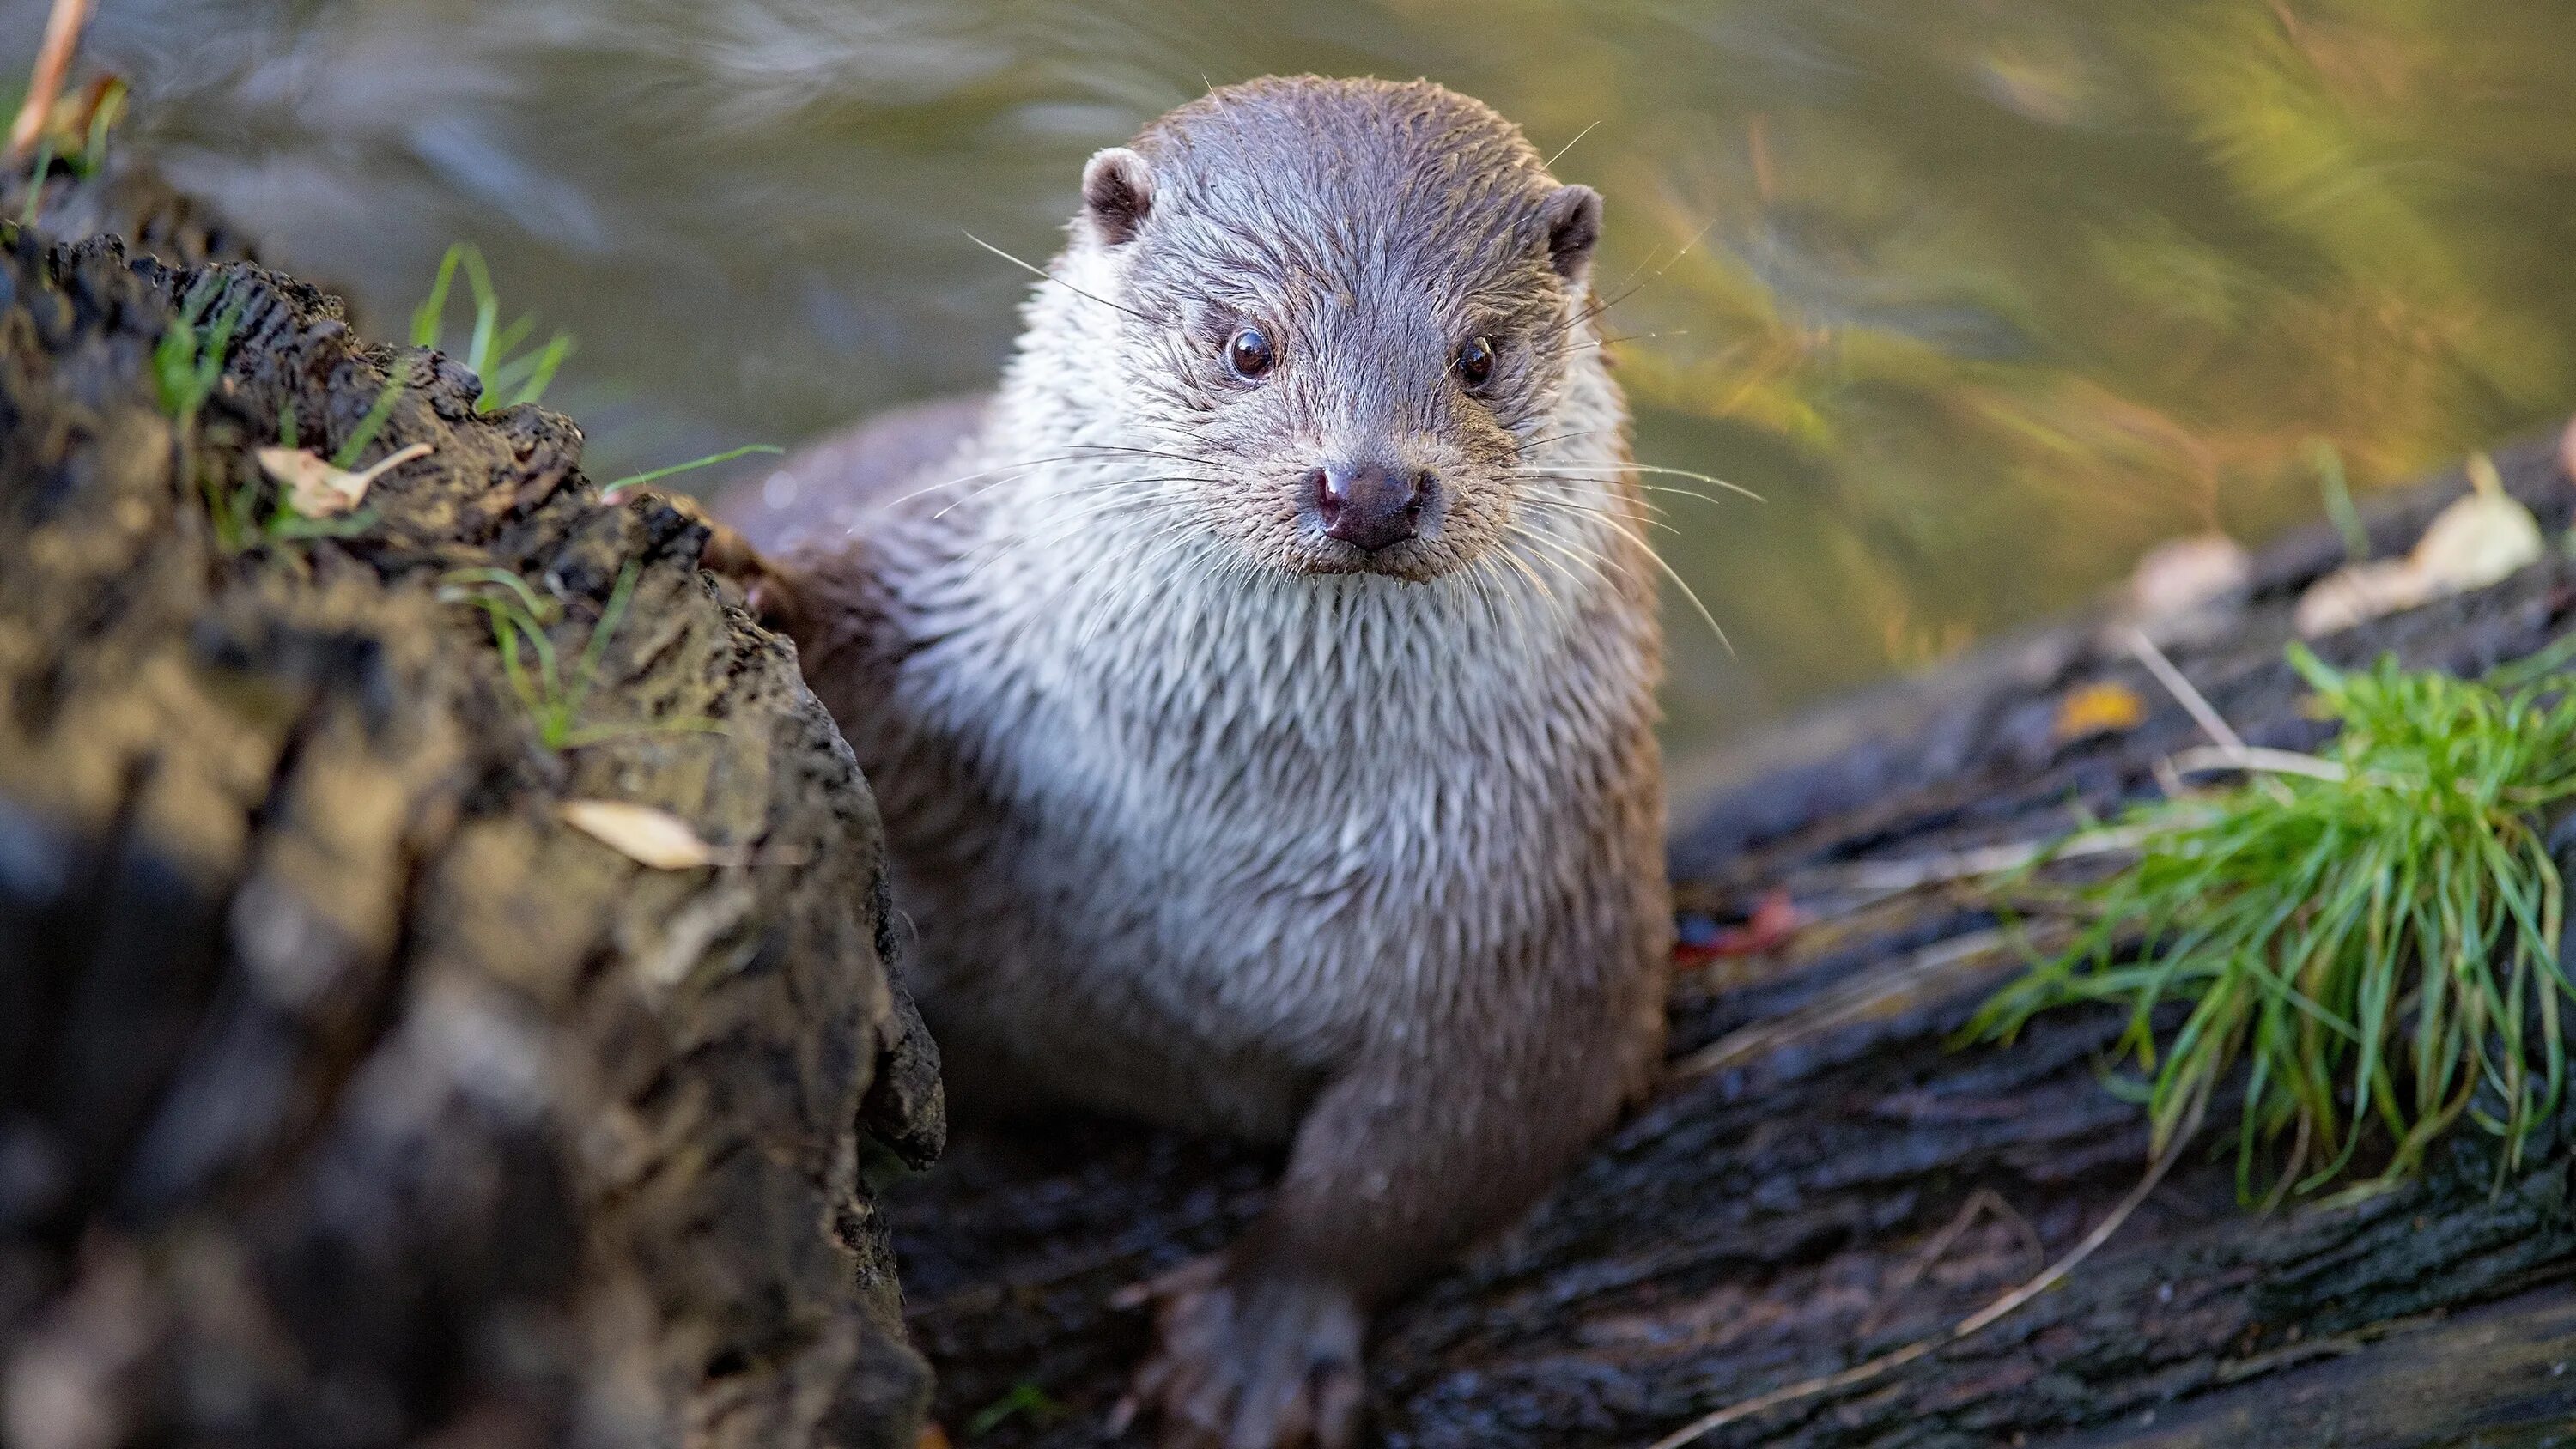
[730,74,1670,1436]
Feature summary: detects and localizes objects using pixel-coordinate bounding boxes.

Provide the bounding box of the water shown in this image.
[14,0,2576,758]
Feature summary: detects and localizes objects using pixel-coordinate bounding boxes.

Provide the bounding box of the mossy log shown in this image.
[896,437,2576,1449]
[0,221,941,1449]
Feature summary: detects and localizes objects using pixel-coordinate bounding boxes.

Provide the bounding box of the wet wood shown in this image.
[7,142,2571,1449]
[0,217,940,1448]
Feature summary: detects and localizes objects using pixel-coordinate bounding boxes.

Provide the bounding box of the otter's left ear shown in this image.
[1083,147,1154,247]
[1541,184,1602,283]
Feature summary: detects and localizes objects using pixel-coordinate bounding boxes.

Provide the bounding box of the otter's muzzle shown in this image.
[1313,464,1427,553]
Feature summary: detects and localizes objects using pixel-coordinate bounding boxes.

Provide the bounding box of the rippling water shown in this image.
[14,0,2576,757]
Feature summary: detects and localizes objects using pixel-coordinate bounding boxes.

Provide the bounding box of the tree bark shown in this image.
[892,436,2576,1449]
[0,213,941,1449]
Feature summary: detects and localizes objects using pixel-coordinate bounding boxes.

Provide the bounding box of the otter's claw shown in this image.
[1110,1256,1364,1449]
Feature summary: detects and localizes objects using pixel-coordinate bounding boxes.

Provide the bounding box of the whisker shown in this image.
[957,484,1203,580]
[1559,503,1735,656]
[965,231,1162,326]
[1514,462,1763,502]
[1522,494,1681,537]
[1516,427,1612,455]
[1563,329,1684,355]
[1510,522,1620,592]
[1488,537,1558,609]
[934,470,1222,524]
[1469,551,1535,640]
[1545,119,1601,169]
[1532,215,1721,346]
[1003,482,1207,542]
[1061,442,1236,470]
[1078,530,1205,654]
[1507,531,1590,596]
[883,451,1178,510]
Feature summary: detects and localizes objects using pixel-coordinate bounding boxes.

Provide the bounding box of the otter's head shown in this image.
[1047,76,1608,584]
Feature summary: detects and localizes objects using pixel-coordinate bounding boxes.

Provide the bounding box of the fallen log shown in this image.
[7,136,2571,1449]
[0,215,941,1449]
[892,435,2576,1448]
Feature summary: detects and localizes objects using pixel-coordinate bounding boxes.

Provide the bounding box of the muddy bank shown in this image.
[0,207,939,1448]
[894,433,2576,1448]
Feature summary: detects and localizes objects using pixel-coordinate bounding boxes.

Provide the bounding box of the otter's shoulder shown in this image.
[716,392,989,555]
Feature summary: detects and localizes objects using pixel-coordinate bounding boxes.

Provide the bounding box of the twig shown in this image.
[2166,744,2349,783]
[1669,927,2029,1082]
[1855,1188,2014,1337]
[2126,627,2243,751]
[2127,627,2295,803]
[7,0,94,163]
[1810,824,2154,894]
[1642,1090,2207,1449]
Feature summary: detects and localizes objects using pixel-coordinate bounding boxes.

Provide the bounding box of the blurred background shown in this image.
[9,0,2575,760]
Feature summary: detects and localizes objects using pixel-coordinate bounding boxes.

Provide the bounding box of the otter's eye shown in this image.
[1226,327,1274,379]
[1455,335,1496,391]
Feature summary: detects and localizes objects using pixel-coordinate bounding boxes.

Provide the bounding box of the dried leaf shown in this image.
[2125,533,2251,621]
[255,440,431,517]
[2295,558,2431,638]
[2409,488,2542,593]
[2295,480,2542,637]
[2053,682,2147,740]
[558,800,722,870]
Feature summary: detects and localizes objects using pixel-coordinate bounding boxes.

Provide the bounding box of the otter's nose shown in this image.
[1313,464,1427,552]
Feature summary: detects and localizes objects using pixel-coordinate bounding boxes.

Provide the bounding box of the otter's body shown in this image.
[728,76,1669,1448]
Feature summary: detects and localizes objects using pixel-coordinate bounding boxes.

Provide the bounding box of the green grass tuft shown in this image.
[410,242,573,413]
[155,276,260,551]
[437,562,721,752]
[154,275,246,426]
[1974,646,2576,1203]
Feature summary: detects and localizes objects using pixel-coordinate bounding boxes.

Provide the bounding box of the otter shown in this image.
[720,76,1670,1449]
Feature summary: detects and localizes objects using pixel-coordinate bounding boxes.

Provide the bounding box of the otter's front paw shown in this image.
[658,493,807,633]
[1109,1256,1364,1449]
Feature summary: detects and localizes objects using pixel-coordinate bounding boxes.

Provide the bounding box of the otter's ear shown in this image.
[1082,147,1154,247]
[1540,184,1602,283]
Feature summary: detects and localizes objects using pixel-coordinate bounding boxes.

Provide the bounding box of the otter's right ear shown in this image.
[1540,184,1602,284]
[1082,147,1154,247]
